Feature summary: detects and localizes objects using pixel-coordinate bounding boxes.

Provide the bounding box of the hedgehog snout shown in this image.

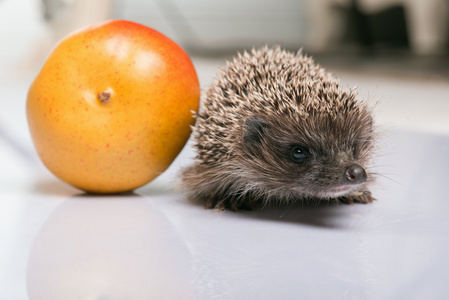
[343,163,367,185]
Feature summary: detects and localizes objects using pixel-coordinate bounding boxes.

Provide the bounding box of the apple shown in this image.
[27,20,200,193]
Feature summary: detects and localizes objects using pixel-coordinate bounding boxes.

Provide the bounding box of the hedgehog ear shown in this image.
[243,115,269,150]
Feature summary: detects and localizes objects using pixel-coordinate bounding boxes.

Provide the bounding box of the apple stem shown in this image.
[98,91,111,104]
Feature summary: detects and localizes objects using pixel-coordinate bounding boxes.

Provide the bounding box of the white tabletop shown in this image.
[1,28,449,299]
[1,86,449,299]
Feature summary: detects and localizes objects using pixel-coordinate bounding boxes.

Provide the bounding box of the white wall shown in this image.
[117,0,308,52]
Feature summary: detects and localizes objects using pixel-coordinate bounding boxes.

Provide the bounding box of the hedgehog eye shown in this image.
[291,146,308,162]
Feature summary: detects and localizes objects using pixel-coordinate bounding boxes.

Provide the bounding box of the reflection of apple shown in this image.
[26,196,196,299]
[27,20,200,193]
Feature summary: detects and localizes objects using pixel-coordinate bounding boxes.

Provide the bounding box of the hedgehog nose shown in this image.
[344,164,367,185]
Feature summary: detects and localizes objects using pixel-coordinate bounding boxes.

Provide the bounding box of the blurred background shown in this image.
[2,0,449,69]
[11,0,449,55]
[3,0,449,58]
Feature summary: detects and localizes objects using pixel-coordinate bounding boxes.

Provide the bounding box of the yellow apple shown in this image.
[27,20,200,193]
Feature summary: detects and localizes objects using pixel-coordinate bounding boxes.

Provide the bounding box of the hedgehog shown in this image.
[181,46,376,211]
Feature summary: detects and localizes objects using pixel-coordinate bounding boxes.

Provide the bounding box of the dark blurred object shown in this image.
[341,0,409,52]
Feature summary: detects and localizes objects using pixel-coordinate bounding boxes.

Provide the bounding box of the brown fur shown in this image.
[181,46,376,210]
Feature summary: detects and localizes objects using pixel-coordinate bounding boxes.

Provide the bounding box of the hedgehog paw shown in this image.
[337,190,374,205]
[205,197,261,212]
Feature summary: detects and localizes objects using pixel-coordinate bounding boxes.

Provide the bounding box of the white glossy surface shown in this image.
[2,120,449,299]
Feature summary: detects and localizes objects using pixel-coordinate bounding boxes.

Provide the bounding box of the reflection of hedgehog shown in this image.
[181,46,376,210]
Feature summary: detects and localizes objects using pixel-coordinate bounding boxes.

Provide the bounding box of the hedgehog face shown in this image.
[240,112,374,199]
